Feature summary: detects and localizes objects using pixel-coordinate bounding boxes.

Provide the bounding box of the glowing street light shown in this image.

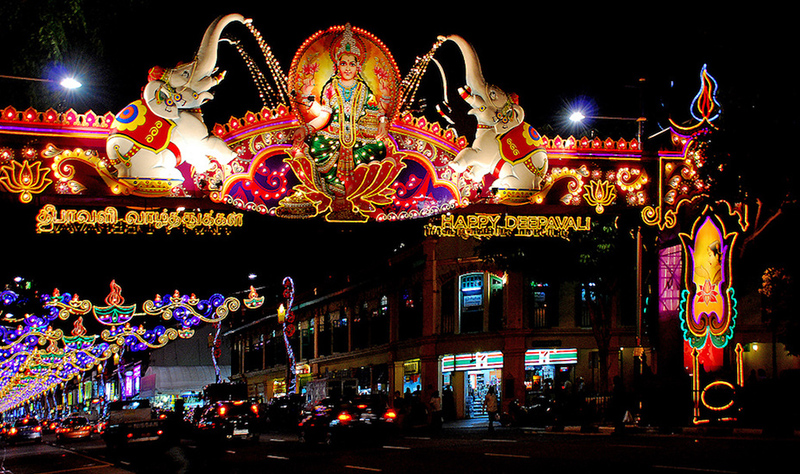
[0,74,82,89]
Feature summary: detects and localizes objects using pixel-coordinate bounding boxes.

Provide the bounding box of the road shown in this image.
[1,425,795,474]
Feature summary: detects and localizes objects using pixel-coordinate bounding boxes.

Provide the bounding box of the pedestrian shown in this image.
[484,386,499,432]
[442,386,456,421]
[429,390,443,432]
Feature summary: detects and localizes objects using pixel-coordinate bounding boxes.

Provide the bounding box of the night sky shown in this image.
[0,2,788,305]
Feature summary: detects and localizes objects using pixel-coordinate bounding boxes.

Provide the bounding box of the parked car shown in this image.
[298,395,398,445]
[56,416,94,442]
[6,417,42,444]
[193,400,260,442]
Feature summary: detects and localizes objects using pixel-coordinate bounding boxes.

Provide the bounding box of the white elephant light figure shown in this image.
[107,13,248,189]
[442,35,548,191]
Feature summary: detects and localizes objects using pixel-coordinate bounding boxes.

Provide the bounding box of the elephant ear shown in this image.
[144,80,179,120]
[495,103,525,134]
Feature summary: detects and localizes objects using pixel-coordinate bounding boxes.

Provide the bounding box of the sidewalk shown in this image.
[442,417,799,438]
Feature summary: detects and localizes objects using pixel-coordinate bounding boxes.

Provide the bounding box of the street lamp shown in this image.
[0,74,82,89]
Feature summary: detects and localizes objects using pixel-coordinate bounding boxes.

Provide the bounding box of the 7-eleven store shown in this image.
[440,348,578,418]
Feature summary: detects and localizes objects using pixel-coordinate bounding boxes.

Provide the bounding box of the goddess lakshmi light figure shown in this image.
[291,24,393,200]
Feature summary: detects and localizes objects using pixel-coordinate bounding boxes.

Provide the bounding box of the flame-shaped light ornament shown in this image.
[670,64,721,133]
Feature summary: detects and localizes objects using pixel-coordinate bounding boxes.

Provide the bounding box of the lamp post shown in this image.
[0,74,82,89]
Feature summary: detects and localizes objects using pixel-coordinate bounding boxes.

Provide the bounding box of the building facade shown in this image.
[225,230,643,419]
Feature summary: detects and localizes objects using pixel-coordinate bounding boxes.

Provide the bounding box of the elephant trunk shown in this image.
[194,13,247,80]
[443,34,487,98]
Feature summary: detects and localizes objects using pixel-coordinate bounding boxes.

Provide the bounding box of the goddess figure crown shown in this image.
[332,23,366,64]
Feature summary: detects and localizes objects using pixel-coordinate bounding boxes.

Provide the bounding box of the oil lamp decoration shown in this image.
[0,279,242,411]
[143,290,240,337]
[244,285,265,309]
[93,280,137,326]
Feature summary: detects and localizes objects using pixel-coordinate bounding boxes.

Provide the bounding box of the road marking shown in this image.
[653,466,737,474]
[484,452,531,459]
[35,465,115,474]
[382,445,411,450]
[345,465,382,472]
[267,455,290,460]
[225,450,236,454]
[482,438,517,443]
[405,436,430,440]
[269,438,287,442]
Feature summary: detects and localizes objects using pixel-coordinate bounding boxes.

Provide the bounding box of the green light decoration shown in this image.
[0,280,242,413]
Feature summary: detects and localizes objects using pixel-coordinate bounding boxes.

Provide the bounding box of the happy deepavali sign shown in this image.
[424,213,591,240]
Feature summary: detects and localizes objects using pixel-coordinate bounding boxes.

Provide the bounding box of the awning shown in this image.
[140,365,231,397]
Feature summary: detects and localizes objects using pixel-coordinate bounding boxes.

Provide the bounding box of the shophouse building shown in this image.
[225,226,643,419]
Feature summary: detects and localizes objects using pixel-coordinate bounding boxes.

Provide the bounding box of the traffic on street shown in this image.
[1,416,797,474]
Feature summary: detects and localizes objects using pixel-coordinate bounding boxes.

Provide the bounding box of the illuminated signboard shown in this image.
[441,351,503,372]
[35,204,244,235]
[524,348,578,368]
[424,213,591,240]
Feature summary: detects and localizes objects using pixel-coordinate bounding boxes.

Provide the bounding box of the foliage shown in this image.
[0,0,146,111]
[759,267,800,356]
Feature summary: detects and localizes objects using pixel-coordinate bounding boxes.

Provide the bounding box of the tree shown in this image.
[572,216,638,393]
[760,267,798,368]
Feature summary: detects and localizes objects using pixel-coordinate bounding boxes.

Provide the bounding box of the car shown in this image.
[55,416,93,442]
[42,419,60,434]
[193,400,260,442]
[0,422,12,440]
[266,394,304,431]
[93,417,107,434]
[6,417,42,444]
[298,396,398,445]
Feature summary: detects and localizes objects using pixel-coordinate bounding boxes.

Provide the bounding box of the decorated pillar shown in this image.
[679,206,742,424]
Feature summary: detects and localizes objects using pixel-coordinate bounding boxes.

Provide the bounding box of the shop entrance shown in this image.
[441,351,504,419]
[465,369,501,418]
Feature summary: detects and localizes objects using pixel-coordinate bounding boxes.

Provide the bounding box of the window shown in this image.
[332,308,349,353]
[488,274,504,331]
[527,280,555,328]
[300,319,313,360]
[659,245,682,314]
[460,273,484,333]
[352,302,370,350]
[441,279,455,334]
[578,282,596,328]
[399,286,422,340]
[371,296,389,345]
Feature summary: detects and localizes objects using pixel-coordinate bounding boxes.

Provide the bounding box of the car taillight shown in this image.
[337,412,352,422]
[9,427,17,435]
[34,426,42,432]
[219,406,227,416]
[357,404,368,409]
[384,409,397,419]
[250,404,259,415]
